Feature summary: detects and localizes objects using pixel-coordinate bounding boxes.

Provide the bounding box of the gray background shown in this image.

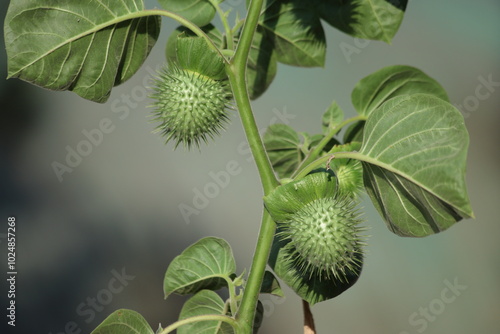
[1,1,499,333]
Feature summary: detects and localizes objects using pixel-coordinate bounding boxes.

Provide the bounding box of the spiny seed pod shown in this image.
[150,65,233,149]
[278,196,365,281]
[265,172,367,303]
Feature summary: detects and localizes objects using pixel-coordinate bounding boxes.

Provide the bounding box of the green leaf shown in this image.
[91,309,154,334]
[4,0,160,103]
[260,0,326,67]
[263,124,305,179]
[164,237,236,298]
[358,94,474,237]
[178,290,234,334]
[269,232,362,305]
[175,35,226,80]
[260,271,284,297]
[322,101,344,135]
[343,121,365,143]
[244,26,278,99]
[352,65,450,117]
[166,25,224,65]
[318,0,408,43]
[158,0,221,27]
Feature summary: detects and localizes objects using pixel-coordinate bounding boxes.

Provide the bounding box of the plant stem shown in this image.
[208,0,234,50]
[291,115,367,179]
[225,1,280,332]
[237,211,276,332]
[160,314,239,334]
[303,300,316,334]
[227,0,277,195]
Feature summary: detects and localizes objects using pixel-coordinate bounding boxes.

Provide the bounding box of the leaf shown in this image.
[322,101,344,135]
[269,232,362,305]
[5,0,160,103]
[260,271,284,297]
[358,94,474,237]
[263,124,305,179]
[343,121,365,143]
[166,24,224,65]
[158,0,221,27]
[244,26,278,99]
[352,65,450,117]
[318,0,408,43]
[91,309,154,334]
[164,237,236,298]
[175,36,227,80]
[178,290,234,334]
[260,0,326,67]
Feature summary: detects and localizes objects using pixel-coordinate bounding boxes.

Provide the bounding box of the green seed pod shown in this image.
[328,142,364,197]
[265,172,367,304]
[278,196,364,281]
[150,65,233,149]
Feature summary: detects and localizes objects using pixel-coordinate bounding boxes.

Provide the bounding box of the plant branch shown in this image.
[303,300,316,334]
[237,211,276,332]
[160,314,239,334]
[292,115,367,179]
[208,0,234,50]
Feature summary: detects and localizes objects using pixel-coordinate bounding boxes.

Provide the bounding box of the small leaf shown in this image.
[318,0,408,43]
[260,271,284,297]
[164,237,236,298]
[260,0,326,67]
[175,36,227,80]
[178,290,234,334]
[166,25,224,64]
[158,0,221,27]
[322,101,344,135]
[91,309,154,334]
[244,26,278,99]
[264,124,305,179]
[352,65,450,117]
[5,0,160,103]
[359,94,474,237]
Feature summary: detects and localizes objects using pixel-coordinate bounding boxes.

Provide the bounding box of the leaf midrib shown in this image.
[7,9,156,78]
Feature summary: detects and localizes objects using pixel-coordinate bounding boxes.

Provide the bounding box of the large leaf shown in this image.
[357,94,474,237]
[4,0,160,103]
[260,0,326,67]
[91,309,154,334]
[263,124,305,179]
[352,65,450,117]
[178,290,234,334]
[317,0,408,43]
[164,237,236,298]
[245,26,278,99]
[158,0,221,27]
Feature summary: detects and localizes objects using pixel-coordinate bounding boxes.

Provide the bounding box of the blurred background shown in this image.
[1,1,499,333]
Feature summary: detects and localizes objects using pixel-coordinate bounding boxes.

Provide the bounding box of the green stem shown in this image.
[160,314,239,334]
[224,0,279,332]
[291,115,367,179]
[294,151,364,180]
[208,0,234,50]
[237,211,276,332]
[86,9,228,62]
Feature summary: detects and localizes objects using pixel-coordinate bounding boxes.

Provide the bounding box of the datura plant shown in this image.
[4,0,474,333]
